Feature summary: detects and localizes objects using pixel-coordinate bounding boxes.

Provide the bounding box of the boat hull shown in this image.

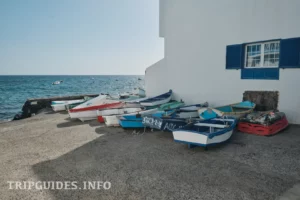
[139,90,172,106]
[119,119,144,128]
[140,96,172,107]
[69,102,123,121]
[198,101,255,120]
[69,110,98,122]
[52,104,67,112]
[142,116,190,132]
[51,99,85,112]
[173,129,233,147]
[103,116,120,126]
[172,117,237,148]
[98,107,143,124]
[176,111,199,119]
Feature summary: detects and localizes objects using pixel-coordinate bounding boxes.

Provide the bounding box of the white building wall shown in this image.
[145,0,300,124]
[145,59,169,97]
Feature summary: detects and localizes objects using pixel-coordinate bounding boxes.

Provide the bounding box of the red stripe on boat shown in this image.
[69,102,122,113]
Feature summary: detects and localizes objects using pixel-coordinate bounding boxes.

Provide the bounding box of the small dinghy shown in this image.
[139,90,172,106]
[52,80,63,85]
[51,99,85,112]
[69,95,122,122]
[198,101,255,120]
[172,117,237,148]
[238,112,289,136]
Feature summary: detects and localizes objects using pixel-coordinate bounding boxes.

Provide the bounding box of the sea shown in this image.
[0,75,144,122]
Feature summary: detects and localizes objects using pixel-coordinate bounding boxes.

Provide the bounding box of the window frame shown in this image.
[244,40,280,69]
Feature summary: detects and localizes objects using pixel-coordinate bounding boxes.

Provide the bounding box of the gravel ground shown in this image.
[0,111,299,200]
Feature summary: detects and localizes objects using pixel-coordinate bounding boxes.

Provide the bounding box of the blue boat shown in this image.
[198,101,255,120]
[142,116,198,132]
[139,90,173,107]
[172,117,237,148]
[170,102,209,119]
[119,110,175,128]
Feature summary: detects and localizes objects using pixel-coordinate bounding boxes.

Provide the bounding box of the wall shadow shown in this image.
[32,126,300,200]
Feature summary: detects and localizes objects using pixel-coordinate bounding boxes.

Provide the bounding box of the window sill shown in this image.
[244,66,279,69]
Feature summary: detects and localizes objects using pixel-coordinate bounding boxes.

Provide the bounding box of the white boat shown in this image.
[173,103,209,119]
[100,107,143,126]
[98,107,142,117]
[132,87,146,97]
[52,80,63,85]
[68,95,122,122]
[172,118,237,148]
[139,90,172,106]
[51,99,85,112]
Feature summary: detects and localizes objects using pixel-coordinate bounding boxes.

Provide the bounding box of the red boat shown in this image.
[68,95,122,122]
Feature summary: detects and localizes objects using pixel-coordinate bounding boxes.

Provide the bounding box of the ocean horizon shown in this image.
[0,75,144,121]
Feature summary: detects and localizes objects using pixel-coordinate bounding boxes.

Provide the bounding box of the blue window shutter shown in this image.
[226,44,244,69]
[279,37,300,68]
[241,68,279,80]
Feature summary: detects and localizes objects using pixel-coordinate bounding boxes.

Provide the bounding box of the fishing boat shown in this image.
[65,96,95,110]
[52,80,63,85]
[169,103,209,119]
[111,101,182,128]
[132,87,146,97]
[142,116,198,132]
[68,95,122,122]
[198,101,255,120]
[172,117,237,148]
[119,110,175,128]
[51,99,85,112]
[97,105,143,124]
[139,90,172,106]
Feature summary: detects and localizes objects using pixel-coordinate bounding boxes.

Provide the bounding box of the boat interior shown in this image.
[183,119,234,134]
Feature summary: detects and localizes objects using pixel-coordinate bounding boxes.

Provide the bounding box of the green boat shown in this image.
[145,101,185,111]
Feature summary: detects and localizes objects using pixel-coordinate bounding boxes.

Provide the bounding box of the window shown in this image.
[245,41,280,68]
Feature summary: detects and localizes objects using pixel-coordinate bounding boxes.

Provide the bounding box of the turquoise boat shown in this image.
[119,110,176,128]
[198,101,255,120]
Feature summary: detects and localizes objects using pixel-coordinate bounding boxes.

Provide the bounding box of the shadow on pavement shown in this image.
[32,126,300,200]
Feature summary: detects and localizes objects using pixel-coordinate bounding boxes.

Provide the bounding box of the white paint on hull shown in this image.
[69,110,97,121]
[103,116,120,126]
[177,111,199,119]
[51,99,85,112]
[98,108,142,117]
[173,130,233,146]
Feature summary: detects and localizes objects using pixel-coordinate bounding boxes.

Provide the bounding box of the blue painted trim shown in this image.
[243,38,281,46]
[241,68,279,80]
[139,90,172,103]
[174,138,231,148]
[173,117,237,139]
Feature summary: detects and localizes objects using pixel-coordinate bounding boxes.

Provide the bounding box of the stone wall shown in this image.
[243,91,279,111]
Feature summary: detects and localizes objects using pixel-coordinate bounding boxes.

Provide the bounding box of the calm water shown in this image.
[0,75,144,121]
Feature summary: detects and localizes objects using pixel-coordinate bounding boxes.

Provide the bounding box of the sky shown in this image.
[0,0,164,75]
